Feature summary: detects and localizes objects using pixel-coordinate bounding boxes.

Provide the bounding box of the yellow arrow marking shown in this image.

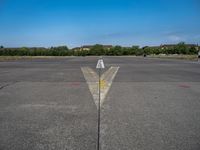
[99,79,107,90]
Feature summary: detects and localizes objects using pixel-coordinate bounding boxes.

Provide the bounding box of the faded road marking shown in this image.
[81,67,119,107]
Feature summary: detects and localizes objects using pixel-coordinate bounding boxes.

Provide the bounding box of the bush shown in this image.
[0,43,198,56]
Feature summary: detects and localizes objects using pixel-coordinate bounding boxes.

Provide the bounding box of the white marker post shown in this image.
[96,58,105,150]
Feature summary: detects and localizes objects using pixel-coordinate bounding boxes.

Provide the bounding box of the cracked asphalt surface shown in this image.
[0,57,200,150]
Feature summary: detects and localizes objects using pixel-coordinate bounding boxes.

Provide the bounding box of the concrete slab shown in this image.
[0,57,200,150]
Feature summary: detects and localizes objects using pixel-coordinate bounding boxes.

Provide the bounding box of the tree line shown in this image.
[0,42,198,56]
[0,46,72,56]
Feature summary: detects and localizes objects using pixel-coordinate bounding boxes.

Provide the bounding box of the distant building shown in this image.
[72,47,80,51]
[102,45,113,49]
[81,45,94,51]
[142,46,160,49]
[72,45,113,51]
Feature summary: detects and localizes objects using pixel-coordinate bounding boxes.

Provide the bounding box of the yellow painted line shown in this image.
[99,79,107,90]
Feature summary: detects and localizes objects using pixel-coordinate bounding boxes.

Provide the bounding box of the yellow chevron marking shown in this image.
[99,79,107,90]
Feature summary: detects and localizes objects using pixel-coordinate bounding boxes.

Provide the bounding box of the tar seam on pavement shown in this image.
[82,66,119,150]
[0,82,16,90]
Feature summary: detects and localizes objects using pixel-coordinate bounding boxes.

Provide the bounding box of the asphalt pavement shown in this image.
[0,57,200,150]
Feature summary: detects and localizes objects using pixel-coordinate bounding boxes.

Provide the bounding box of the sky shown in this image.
[0,0,200,48]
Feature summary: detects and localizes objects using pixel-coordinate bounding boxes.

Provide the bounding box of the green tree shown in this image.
[90,44,105,55]
[128,46,140,55]
[112,46,123,56]
[189,46,198,55]
[174,42,187,54]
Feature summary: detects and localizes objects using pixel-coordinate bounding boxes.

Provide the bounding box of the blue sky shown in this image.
[0,0,199,48]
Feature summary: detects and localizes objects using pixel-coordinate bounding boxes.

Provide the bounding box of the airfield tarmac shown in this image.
[0,56,200,150]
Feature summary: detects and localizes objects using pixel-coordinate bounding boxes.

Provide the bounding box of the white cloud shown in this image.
[168,35,182,42]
